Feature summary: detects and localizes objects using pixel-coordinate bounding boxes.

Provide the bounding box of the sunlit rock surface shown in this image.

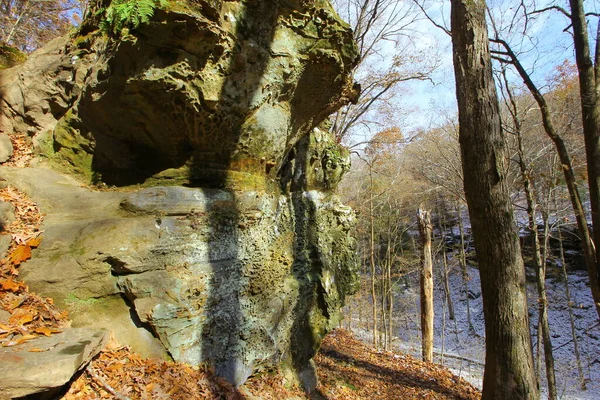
[0,0,359,389]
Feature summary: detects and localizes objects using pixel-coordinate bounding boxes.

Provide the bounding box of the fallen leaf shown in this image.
[0,279,25,293]
[32,326,58,336]
[11,233,29,245]
[26,236,42,248]
[28,347,50,352]
[8,308,35,325]
[9,245,31,265]
[0,323,14,335]
[17,334,37,343]
[3,334,38,346]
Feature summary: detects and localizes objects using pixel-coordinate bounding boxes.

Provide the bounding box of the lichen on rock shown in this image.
[0,0,360,391]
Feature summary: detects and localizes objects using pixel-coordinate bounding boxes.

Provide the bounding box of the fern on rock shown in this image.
[100,0,170,34]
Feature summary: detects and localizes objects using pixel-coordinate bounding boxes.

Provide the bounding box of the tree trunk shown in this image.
[456,202,474,332]
[450,1,538,398]
[441,235,455,321]
[557,225,587,390]
[437,211,455,320]
[387,269,394,349]
[539,212,557,399]
[418,207,434,363]
[381,261,388,350]
[569,0,600,321]
[369,168,378,348]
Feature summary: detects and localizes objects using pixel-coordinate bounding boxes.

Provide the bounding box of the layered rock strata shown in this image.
[0,0,359,389]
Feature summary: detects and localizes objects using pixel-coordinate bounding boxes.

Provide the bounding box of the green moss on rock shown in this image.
[38,111,96,182]
[0,44,26,70]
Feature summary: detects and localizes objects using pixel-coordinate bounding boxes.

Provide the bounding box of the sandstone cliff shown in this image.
[0,0,359,390]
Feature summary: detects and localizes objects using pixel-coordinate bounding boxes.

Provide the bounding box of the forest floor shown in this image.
[57,329,481,399]
[0,137,481,399]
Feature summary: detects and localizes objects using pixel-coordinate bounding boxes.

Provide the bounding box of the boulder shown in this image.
[0,199,14,258]
[0,167,168,360]
[0,134,13,163]
[1,1,359,188]
[0,36,76,138]
[0,234,11,259]
[0,328,108,399]
[0,0,360,390]
[2,159,358,389]
[0,200,14,231]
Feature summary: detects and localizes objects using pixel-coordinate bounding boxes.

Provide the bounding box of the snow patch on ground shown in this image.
[348,266,599,399]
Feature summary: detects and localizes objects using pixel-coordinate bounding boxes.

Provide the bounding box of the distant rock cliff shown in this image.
[0,0,359,390]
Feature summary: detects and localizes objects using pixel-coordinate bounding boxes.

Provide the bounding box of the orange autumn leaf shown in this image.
[9,245,31,265]
[0,278,25,292]
[15,334,37,344]
[26,236,42,248]
[58,310,69,320]
[8,308,36,325]
[28,347,50,352]
[32,326,57,336]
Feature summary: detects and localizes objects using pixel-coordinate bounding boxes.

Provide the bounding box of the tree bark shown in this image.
[450,1,538,398]
[569,0,600,320]
[381,259,388,349]
[418,207,434,363]
[369,167,378,348]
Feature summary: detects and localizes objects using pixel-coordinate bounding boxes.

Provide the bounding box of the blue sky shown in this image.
[346,0,599,139]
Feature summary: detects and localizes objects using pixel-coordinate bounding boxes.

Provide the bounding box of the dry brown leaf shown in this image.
[26,236,42,248]
[9,245,31,265]
[28,347,50,352]
[8,308,36,325]
[15,333,37,344]
[0,278,25,292]
[32,326,59,336]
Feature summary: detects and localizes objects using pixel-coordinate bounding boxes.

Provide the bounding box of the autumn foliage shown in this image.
[0,185,69,348]
[0,0,82,52]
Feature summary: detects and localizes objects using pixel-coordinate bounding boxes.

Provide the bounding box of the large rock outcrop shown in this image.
[0,0,359,389]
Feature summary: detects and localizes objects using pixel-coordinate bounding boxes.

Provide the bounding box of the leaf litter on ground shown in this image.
[62,329,481,400]
[0,185,69,348]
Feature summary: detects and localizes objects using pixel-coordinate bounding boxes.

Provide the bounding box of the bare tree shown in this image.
[487,3,600,320]
[417,207,433,362]
[331,0,436,143]
[567,0,600,319]
[500,69,557,399]
[0,0,82,52]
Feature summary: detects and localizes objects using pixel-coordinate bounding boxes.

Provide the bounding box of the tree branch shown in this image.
[412,0,450,36]
[86,365,131,400]
[530,5,571,19]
